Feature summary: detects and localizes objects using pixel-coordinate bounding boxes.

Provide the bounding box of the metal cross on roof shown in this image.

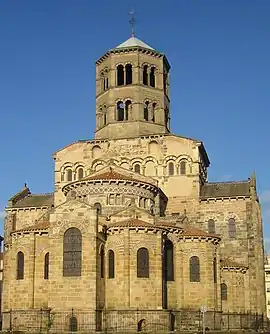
[129,10,135,37]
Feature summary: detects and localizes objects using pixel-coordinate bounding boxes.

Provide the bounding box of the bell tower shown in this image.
[95,33,171,140]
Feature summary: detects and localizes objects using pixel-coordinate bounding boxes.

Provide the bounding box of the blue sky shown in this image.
[0,0,270,248]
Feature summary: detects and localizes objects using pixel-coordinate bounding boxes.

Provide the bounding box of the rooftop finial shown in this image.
[129,9,135,37]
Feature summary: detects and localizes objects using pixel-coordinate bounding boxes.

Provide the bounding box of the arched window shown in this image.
[125,64,132,85]
[115,194,121,205]
[213,257,217,283]
[165,108,169,128]
[139,197,144,207]
[144,101,149,121]
[137,247,149,278]
[104,113,107,125]
[117,101,124,121]
[190,256,200,282]
[208,219,215,234]
[180,161,186,175]
[100,246,104,278]
[152,103,156,122]
[44,252,49,280]
[168,162,174,176]
[104,69,109,90]
[164,240,174,281]
[143,198,148,209]
[66,169,73,182]
[94,202,102,215]
[108,250,115,279]
[100,71,104,91]
[63,228,82,277]
[228,218,236,238]
[221,283,227,300]
[125,100,131,121]
[77,168,84,180]
[117,65,124,86]
[17,251,24,280]
[143,65,148,85]
[134,164,141,174]
[69,316,78,332]
[149,67,155,87]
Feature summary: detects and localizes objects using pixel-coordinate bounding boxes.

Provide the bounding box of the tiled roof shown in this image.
[221,258,247,269]
[10,193,54,208]
[180,225,220,239]
[14,221,50,233]
[200,181,250,199]
[107,218,156,229]
[84,170,141,183]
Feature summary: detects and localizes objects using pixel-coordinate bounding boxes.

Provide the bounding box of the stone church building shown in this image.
[2,34,266,332]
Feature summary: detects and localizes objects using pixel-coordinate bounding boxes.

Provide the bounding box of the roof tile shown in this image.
[200,181,250,199]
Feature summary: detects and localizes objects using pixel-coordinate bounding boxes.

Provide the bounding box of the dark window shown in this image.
[69,316,78,332]
[117,65,124,86]
[228,218,236,238]
[180,161,186,175]
[63,228,82,277]
[108,250,115,278]
[152,103,156,122]
[163,72,168,93]
[67,169,73,182]
[104,113,106,125]
[213,257,217,283]
[125,64,132,85]
[134,164,140,174]
[106,77,109,89]
[190,256,200,282]
[44,252,49,280]
[94,203,102,215]
[149,67,155,87]
[77,168,84,180]
[100,246,104,278]
[143,65,148,85]
[144,102,149,121]
[165,108,169,128]
[100,72,104,91]
[168,162,174,176]
[117,101,124,121]
[208,219,215,234]
[137,247,149,278]
[221,283,227,300]
[125,100,131,121]
[17,251,24,280]
[164,240,174,281]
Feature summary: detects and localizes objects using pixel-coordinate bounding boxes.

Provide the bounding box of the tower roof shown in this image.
[115,36,154,50]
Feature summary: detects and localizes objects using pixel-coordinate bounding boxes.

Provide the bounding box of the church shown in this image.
[2,31,266,332]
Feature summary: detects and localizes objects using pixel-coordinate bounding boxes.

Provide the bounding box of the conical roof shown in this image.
[115,36,154,50]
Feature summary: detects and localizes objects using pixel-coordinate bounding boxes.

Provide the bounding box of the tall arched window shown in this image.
[208,219,215,234]
[69,316,78,332]
[221,283,227,300]
[117,65,124,86]
[134,164,141,174]
[63,228,82,277]
[17,251,24,280]
[100,246,104,278]
[104,69,109,90]
[77,168,84,180]
[180,161,186,175]
[94,202,102,215]
[144,101,149,121]
[108,250,115,278]
[125,64,132,85]
[168,162,174,176]
[149,67,155,87]
[228,218,236,238]
[152,103,156,122]
[143,65,148,85]
[125,100,131,121]
[44,252,49,280]
[117,101,125,121]
[164,240,174,281]
[137,247,149,278]
[190,256,200,282]
[66,169,73,182]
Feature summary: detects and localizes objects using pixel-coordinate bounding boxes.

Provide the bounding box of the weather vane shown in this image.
[129,10,135,37]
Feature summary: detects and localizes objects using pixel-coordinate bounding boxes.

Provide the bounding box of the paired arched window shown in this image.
[221,283,227,300]
[117,64,133,86]
[190,256,200,282]
[77,167,84,180]
[100,246,104,278]
[180,161,186,175]
[66,169,73,182]
[17,251,24,280]
[94,202,102,215]
[142,65,156,87]
[44,252,49,280]
[137,247,149,278]
[134,164,141,174]
[208,219,216,234]
[63,228,82,277]
[69,316,78,332]
[144,101,149,121]
[228,218,236,238]
[117,65,124,86]
[168,162,174,176]
[108,250,115,279]
[164,240,174,281]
